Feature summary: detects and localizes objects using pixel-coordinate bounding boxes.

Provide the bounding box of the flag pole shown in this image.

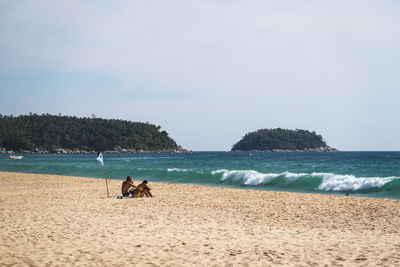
[103,167,109,198]
[97,152,109,198]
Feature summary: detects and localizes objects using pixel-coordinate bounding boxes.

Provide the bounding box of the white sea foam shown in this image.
[211,169,304,185]
[167,168,192,172]
[284,171,308,182]
[312,172,396,191]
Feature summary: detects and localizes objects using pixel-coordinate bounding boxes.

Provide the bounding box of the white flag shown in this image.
[96,152,104,168]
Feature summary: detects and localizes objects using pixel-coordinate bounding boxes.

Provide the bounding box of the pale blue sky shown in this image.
[1,1,399,151]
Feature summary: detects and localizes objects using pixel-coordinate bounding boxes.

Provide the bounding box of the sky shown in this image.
[1,1,399,151]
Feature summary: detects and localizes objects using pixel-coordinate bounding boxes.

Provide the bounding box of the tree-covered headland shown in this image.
[231,128,337,152]
[0,114,188,153]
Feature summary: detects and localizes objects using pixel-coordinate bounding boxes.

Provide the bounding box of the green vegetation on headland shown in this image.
[231,128,338,152]
[0,114,190,154]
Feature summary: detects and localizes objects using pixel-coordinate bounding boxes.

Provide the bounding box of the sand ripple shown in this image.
[1,171,400,266]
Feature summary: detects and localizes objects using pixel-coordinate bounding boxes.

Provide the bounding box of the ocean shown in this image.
[1,152,400,199]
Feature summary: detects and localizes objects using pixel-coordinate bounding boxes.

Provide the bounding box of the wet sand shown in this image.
[1,171,400,266]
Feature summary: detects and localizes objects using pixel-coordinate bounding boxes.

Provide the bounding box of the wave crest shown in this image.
[313,172,395,191]
[167,168,192,172]
[211,169,305,185]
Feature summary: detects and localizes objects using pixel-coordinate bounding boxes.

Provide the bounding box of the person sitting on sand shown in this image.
[133,180,153,198]
[121,176,137,197]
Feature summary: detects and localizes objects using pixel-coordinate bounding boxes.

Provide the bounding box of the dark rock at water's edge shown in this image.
[103,145,193,154]
[231,146,338,152]
[0,145,193,154]
[231,128,339,152]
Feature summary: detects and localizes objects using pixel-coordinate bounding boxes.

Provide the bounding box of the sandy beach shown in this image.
[1,171,400,266]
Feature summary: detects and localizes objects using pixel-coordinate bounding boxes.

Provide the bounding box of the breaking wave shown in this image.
[211,169,306,185]
[211,169,399,193]
[313,173,396,191]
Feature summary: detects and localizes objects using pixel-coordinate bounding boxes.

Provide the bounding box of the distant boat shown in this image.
[9,155,23,160]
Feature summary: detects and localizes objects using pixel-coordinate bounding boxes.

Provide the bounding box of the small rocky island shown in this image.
[231,128,338,152]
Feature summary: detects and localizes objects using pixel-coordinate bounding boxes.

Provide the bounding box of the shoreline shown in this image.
[1,168,399,201]
[1,169,398,201]
[1,171,400,266]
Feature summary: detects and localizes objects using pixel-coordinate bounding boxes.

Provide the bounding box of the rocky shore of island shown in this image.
[0,145,193,154]
[232,145,339,152]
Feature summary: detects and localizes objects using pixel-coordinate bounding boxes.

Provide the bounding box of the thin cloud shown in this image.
[0,1,399,150]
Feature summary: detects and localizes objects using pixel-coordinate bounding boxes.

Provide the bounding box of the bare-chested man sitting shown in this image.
[121,176,137,197]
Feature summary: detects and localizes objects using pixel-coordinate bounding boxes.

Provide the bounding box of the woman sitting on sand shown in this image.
[133,180,153,198]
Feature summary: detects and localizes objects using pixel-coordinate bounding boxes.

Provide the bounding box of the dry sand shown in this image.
[1,171,400,266]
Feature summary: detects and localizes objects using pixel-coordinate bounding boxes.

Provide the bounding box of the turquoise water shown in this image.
[1,152,400,199]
